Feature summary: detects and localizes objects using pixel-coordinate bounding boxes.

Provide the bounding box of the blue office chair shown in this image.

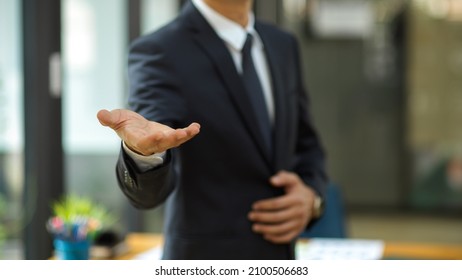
[300,183,348,238]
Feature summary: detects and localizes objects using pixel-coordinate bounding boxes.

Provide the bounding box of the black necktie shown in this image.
[241,33,272,156]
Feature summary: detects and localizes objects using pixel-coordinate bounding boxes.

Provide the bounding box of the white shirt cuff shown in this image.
[122,141,166,172]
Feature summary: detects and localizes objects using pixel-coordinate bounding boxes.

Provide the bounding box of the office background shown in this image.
[1,0,462,259]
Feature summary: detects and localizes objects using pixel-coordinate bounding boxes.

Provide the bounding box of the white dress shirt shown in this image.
[124,0,274,171]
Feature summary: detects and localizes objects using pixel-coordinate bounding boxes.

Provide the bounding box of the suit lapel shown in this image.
[183,3,272,169]
[256,24,289,172]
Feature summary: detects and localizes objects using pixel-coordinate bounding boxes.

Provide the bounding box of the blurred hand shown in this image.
[248,170,316,244]
[97,109,200,156]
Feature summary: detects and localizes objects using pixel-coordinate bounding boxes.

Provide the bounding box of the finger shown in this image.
[174,123,200,140]
[270,171,301,187]
[185,122,201,135]
[252,220,299,235]
[174,125,201,145]
[159,122,200,139]
[248,207,303,224]
[174,134,197,147]
[97,109,131,131]
[159,128,194,148]
[252,194,297,211]
[161,123,201,144]
[96,109,114,127]
[158,130,186,150]
[138,123,201,153]
[264,231,299,244]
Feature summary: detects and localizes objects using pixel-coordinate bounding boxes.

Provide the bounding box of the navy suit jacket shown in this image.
[116,2,327,259]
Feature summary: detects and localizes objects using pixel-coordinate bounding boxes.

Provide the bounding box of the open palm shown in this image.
[97,109,200,156]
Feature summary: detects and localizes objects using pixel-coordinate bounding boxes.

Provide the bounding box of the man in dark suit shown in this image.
[97,0,327,259]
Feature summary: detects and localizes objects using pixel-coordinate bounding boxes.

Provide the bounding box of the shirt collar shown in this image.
[192,0,261,52]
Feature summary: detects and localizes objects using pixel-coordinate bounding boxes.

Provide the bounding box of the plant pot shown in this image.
[53,239,90,260]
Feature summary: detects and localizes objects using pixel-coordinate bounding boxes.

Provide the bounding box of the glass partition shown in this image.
[62,0,128,234]
[281,0,408,207]
[0,0,24,259]
[141,0,179,35]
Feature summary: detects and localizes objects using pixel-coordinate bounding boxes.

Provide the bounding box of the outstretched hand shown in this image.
[97,109,201,156]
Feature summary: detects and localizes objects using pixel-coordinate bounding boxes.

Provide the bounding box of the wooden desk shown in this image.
[116,234,163,260]
[116,233,462,260]
[383,242,462,259]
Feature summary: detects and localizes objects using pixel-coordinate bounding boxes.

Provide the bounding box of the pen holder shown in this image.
[54,238,91,260]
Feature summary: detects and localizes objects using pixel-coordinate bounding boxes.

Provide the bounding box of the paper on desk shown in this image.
[133,246,163,260]
[296,238,385,260]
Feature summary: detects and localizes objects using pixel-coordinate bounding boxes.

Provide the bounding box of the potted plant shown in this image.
[47,195,115,260]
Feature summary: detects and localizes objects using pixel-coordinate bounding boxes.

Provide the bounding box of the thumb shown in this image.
[97,109,116,128]
[270,171,299,188]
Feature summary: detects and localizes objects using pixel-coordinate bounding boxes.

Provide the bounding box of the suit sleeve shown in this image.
[115,35,186,209]
[116,147,174,209]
